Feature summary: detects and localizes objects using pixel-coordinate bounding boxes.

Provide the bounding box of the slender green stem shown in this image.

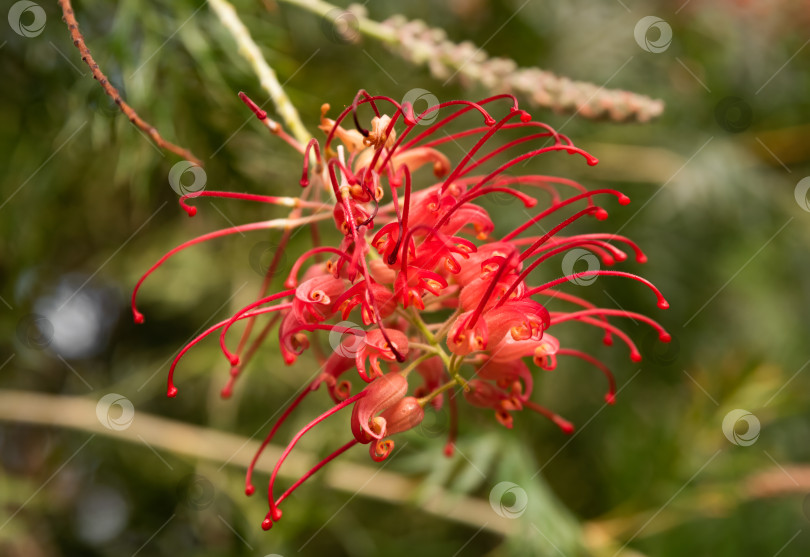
[209,0,312,144]
[408,307,436,344]
[447,353,470,391]
[417,379,458,407]
[408,342,440,355]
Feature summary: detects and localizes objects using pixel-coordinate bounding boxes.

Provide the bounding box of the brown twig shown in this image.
[0,389,515,536]
[58,0,203,166]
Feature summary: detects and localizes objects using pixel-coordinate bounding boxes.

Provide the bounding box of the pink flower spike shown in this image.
[135,90,673,530]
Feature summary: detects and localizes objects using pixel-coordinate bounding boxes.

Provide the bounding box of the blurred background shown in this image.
[2,0,810,555]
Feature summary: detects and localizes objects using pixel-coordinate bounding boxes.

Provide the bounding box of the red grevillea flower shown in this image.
[132,90,670,530]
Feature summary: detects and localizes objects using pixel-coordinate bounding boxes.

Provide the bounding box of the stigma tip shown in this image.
[558,420,575,434]
[238,91,267,120]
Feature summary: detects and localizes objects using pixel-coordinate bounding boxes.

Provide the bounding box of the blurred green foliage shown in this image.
[2,0,810,556]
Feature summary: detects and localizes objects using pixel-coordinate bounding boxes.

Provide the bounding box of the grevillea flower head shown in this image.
[132,89,670,530]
